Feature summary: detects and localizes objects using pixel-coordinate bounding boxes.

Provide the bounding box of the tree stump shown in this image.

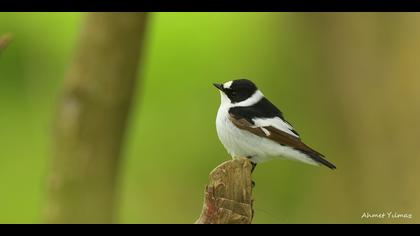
[196,159,254,224]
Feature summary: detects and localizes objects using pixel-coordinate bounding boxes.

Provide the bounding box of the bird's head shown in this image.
[213,79,259,105]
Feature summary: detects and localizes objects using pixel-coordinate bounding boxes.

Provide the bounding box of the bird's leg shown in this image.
[250,162,257,173]
[247,157,257,188]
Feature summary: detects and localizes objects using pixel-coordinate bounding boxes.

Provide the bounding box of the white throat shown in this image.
[219,90,264,108]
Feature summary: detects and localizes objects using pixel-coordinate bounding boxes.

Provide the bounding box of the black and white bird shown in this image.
[213,79,336,170]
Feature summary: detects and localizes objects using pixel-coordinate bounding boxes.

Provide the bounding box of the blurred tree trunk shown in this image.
[0,33,12,53]
[302,13,420,223]
[44,13,148,224]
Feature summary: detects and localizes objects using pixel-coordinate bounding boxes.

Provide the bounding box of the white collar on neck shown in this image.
[220,90,264,108]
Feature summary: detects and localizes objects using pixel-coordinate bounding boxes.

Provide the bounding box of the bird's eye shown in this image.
[230,91,237,96]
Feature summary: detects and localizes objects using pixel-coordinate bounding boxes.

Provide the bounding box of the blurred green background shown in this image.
[1,12,419,224]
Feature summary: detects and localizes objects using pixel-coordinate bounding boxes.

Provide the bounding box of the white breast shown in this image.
[216,103,257,158]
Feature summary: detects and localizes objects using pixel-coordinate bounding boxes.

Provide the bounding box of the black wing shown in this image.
[229,97,299,137]
[228,111,336,170]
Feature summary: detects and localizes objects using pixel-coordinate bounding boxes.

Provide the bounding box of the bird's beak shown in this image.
[213,83,224,91]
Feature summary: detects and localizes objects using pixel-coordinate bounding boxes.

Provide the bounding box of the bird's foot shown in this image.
[250,162,257,173]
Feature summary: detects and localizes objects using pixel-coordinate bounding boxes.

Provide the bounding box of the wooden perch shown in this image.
[196,159,254,224]
[0,33,12,52]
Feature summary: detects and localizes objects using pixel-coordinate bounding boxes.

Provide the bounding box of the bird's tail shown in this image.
[301,150,336,170]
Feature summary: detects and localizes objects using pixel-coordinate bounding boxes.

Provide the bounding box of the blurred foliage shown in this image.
[0,13,419,224]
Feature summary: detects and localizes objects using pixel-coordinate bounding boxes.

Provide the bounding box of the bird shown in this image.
[213,79,336,171]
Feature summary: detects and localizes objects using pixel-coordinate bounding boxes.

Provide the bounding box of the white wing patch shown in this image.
[252,117,299,138]
[260,127,271,136]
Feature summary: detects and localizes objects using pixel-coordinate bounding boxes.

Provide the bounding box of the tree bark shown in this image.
[45,13,148,224]
[301,13,420,223]
[196,159,254,224]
